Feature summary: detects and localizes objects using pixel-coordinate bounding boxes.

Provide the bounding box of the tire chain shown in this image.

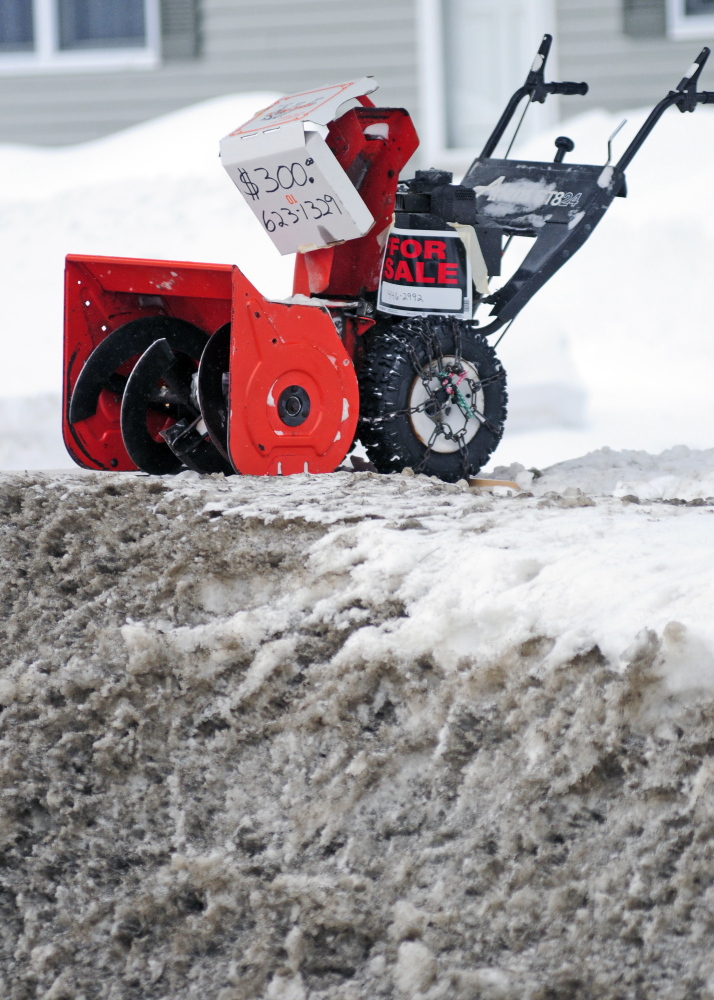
[359,317,505,477]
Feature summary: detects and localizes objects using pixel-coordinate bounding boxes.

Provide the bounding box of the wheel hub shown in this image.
[408,356,484,454]
[278,384,311,427]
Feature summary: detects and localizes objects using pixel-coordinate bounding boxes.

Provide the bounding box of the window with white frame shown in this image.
[668,0,714,37]
[0,2,33,53]
[0,0,160,71]
[417,0,557,169]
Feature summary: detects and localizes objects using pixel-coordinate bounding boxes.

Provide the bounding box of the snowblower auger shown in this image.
[63,256,234,472]
[62,254,360,475]
[63,46,714,480]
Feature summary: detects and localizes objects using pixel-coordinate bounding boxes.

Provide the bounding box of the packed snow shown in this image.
[2,468,714,998]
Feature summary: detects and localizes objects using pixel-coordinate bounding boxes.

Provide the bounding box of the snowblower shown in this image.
[63,36,714,482]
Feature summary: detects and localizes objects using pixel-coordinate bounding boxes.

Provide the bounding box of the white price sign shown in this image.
[220,80,378,256]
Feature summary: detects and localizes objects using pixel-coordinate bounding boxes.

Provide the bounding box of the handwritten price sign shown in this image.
[221,118,374,255]
[237,154,345,239]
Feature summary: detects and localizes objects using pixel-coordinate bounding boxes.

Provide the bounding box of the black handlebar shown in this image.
[549,81,589,97]
[479,34,589,158]
[615,46,711,173]
[474,37,712,194]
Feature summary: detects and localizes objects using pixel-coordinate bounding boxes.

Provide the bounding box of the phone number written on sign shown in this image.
[238,158,344,233]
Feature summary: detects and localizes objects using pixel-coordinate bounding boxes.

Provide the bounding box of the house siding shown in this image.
[556,0,714,116]
[0,0,419,146]
[1,0,713,148]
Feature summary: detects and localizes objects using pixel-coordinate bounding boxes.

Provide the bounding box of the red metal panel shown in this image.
[228,267,359,476]
[76,255,234,299]
[293,107,419,298]
[63,255,233,471]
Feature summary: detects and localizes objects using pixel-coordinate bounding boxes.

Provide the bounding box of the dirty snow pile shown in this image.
[2,465,714,999]
[497,442,714,502]
[2,96,714,469]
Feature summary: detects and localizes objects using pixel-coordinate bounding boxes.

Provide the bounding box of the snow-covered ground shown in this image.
[1,93,714,470]
[2,467,714,998]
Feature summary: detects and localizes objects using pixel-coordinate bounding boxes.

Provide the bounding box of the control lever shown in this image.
[479,33,589,158]
[553,136,575,162]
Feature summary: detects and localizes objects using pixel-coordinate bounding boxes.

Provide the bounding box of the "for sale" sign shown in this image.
[377,228,472,319]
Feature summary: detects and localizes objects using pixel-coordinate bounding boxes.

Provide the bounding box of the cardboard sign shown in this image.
[228,78,378,135]
[220,80,378,256]
[377,228,473,318]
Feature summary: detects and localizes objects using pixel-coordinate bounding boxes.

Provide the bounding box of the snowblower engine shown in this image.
[63,37,714,482]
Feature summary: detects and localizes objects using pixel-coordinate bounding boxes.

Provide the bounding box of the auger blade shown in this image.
[120,338,233,476]
[68,316,209,425]
[160,415,234,475]
[120,338,188,475]
[197,323,231,464]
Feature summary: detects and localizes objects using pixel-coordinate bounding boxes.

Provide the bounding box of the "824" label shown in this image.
[543,190,582,207]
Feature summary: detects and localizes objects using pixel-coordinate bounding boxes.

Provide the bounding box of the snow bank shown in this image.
[1,95,714,470]
[495,443,714,501]
[2,469,714,997]
[0,394,66,470]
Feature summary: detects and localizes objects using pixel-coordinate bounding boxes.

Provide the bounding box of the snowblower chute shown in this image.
[63,39,714,481]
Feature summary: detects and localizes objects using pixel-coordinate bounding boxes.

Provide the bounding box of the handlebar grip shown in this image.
[551,81,589,96]
[698,91,714,104]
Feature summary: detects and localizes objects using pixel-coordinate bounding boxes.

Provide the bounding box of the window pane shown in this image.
[686,0,714,13]
[58,0,146,50]
[161,0,198,59]
[623,0,666,37]
[0,0,34,52]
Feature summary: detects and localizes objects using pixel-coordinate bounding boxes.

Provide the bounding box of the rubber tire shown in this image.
[358,315,507,482]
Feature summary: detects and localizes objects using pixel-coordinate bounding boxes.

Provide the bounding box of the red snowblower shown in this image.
[63,37,714,481]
